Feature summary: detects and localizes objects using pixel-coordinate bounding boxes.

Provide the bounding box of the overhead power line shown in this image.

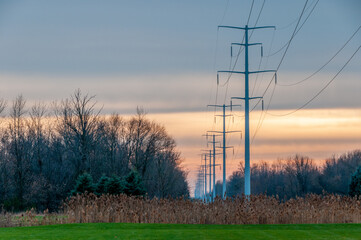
[254,0,310,105]
[220,0,256,88]
[276,0,317,31]
[267,44,361,117]
[277,25,361,87]
[251,0,310,143]
[222,0,266,104]
[265,0,319,58]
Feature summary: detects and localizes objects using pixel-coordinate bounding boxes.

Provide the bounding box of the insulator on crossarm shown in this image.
[231,46,233,57]
[230,100,233,111]
[275,73,277,85]
[262,99,264,111]
[261,46,263,57]
[217,73,219,85]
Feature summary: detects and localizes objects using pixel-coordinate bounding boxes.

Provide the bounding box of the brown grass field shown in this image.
[2,193,361,227]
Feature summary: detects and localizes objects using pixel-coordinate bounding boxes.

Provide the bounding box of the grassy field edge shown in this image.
[1,223,361,240]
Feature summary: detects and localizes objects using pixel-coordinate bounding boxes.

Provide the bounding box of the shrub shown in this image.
[123,169,146,196]
[70,173,94,196]
[95,175,110,196]
[105,176,124,195]
[349,166,361,197]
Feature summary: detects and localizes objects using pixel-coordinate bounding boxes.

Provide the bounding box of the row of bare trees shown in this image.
[0,90,189,211]
[222,151,361,199]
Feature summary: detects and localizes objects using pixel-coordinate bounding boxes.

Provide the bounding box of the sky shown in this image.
[0,0,360,194]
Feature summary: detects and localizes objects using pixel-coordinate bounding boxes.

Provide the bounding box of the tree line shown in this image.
[197,151,361,199]
[0,89,189,211]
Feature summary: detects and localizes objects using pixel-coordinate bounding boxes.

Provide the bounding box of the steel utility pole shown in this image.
[203,154,207,202]
[208,103,241,199]
[201,135,213,202]
[208,149,212,202]
[205,133,221,201]
[217,24,276,196]
[196,168,204,199]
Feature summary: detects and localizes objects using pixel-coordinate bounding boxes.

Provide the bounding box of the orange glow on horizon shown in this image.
[146,108,361,192]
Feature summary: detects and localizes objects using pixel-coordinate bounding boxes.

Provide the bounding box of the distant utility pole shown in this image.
[203,154,207,202]
[217,25,276,196]
[212,134,216,200]
[208,149,212,202]
[208,103,241,199]
[205,133,221,201]
[196,168,204,199]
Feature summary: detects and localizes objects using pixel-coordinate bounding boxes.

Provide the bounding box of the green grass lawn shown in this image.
[1,223,361,240]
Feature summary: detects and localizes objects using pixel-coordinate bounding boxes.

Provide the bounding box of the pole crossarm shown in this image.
[218,25,276,31]
[207,104,227,108]
[218,70,245,75]
[218,70,276,76]
[232,42,262,47]
[216,146,234,149]
[206,131,222,136]
[225,130,242,133]
[249,70,276,74]
[207,130,241,134]
[208,103,241,113]
[232,96,263,100]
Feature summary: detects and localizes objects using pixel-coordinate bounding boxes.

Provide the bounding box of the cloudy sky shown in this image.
[0,0,360,193]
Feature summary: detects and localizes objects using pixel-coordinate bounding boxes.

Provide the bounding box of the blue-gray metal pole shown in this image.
[209,150,212,202]
[204,154,207,202]
[222,104,226,199]
[212,135,216,201]
[244,25,251,196]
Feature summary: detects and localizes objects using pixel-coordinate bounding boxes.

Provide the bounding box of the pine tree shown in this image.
[71,172,94,196]
[106,176,124,195]
[95,175,110,196]
[349,166,361,197]
[123,169,146,196]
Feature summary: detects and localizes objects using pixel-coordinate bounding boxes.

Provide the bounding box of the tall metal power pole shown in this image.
[203,154,207,202]
[217,25,276,196]
[208,149,212,201]
[208,103,241,199]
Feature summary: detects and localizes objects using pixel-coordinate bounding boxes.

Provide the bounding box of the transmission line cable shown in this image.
[265,0,318,58]
[222,0,265,103]
[252,0,310,114]
[251,0,310,142]
[277,25,361,87]
[277,0,317,31]
[210,1,233,131]
[267,44,361,117]
[221,0,256,88]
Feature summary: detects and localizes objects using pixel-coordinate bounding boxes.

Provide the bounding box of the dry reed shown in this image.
[2,193,360,227]
[63,193,361,225]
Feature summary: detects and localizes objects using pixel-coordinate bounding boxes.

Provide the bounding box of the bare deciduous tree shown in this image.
[7,95,29,208]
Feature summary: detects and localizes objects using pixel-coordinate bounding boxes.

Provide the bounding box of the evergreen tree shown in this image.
[106,176,124,195]
[124,169,146,196]
[71,172,94,195]
[95,175,110,196]
[349,166,361,197]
